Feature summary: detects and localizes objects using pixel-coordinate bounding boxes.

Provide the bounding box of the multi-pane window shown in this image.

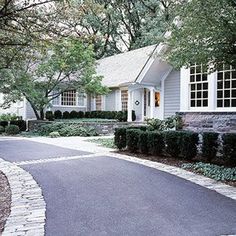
[61,90,76,106]
[78,93,85,106]
[190,65,208,107]
[121,90,128,111]
[96,95,102,111]
[217,65,236,108]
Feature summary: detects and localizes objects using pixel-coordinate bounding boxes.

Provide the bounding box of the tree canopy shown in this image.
[0,38,108,119]
[165,0,236,70]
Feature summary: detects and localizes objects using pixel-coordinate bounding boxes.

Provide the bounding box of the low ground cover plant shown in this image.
[182,162,236,181]
[36,122,98,137]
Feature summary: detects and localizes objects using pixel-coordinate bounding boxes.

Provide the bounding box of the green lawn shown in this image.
[87,138,116,148]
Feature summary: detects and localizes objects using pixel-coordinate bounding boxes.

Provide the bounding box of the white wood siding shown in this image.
[105,89,117,111]
[164,70,180,118]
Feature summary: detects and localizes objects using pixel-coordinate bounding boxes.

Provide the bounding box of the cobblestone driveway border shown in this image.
[0,158,46,236]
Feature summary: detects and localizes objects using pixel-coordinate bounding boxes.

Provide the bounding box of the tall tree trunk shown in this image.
[40,109,45,120]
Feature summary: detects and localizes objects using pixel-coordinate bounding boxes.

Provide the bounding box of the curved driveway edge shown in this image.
[0,158,46,236]
[109,153,236,201]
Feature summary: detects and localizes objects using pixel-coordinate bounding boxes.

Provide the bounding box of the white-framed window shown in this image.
[77,93,86,107]
[121,90,128,111]
[61,90,76,106]
[189,64,208,108]
[217,65,236,108]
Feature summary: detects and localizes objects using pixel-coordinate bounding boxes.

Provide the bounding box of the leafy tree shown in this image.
[0,38,108,120]
[0,0,68,69]
[63,0,172,59]
[165,0,236,70]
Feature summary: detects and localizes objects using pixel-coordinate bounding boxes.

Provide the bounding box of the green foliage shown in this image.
[138,131,149,154]
[114,128,127,150]
[85,112,91,118]
[148,131,164,156]
[37,122,98,137]
[165,131,182,158]
[146,115,183,131]
[69,110,78,119]
[222,133,236,166]
[126,129,140,153]
[202,132,219,162]
[166,0,236,69]
[0,125,5,134]
[49,132,60,138]
[180,131,199,160]
[182,162,236,181]
[0,121,8,128]
[45,111,54,121]
[10,120,27,131]
[77,111,84,118]
[63,111,70,119]
[54,110,62,119]
[0,113,18,121]
[0,38,108,120]
[5,125,20,135]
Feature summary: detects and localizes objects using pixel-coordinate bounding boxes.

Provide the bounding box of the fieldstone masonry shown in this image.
[178,112,236,133]
[28,120,143,135]
[0,158,46,236]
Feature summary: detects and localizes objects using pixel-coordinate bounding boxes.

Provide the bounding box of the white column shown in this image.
[150,88,155,118]
[141,89,145,121]
[127,90,133,122]
[208,71,216,111]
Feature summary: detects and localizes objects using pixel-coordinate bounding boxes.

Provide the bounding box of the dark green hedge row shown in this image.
[0,120,26,131]
[47,110,136,122]
[114,128,236,166]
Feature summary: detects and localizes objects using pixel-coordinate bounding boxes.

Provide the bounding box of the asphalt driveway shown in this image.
[0,140,91,162]
[0,139,236,236]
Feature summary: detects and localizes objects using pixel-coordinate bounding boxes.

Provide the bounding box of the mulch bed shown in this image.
[115,150,236,187]
[0,171,11,234]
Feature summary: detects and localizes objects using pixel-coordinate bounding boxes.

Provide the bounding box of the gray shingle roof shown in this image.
[96,45,157,88]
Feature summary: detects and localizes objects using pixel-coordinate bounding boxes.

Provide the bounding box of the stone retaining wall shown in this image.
[28,120,143,135]
[178,112,236,133]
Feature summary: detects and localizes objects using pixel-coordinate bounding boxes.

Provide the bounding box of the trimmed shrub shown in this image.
[77,111,84,118]
[84,111,91,118]
[222,133,236,166]
[165,131,182,158]
[54,110,62,119]
[69,110,78,119]
[148,131,165,156]
[114,128,127,150]
[138,131,149,154]
[126,129,140,153]
[5,125,20,135]
[58,125,98,137]
[181,131,199,160]
[10,120,26,131]
[0,125,5,134]
[0,121,8,128]
[202,132,219,162]
[116,111,124,122]
[45,111,54,121]
[62,111,70,119]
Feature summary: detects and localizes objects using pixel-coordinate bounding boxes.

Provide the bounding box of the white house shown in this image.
[1,43,235,132]
[94,44,180,122]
